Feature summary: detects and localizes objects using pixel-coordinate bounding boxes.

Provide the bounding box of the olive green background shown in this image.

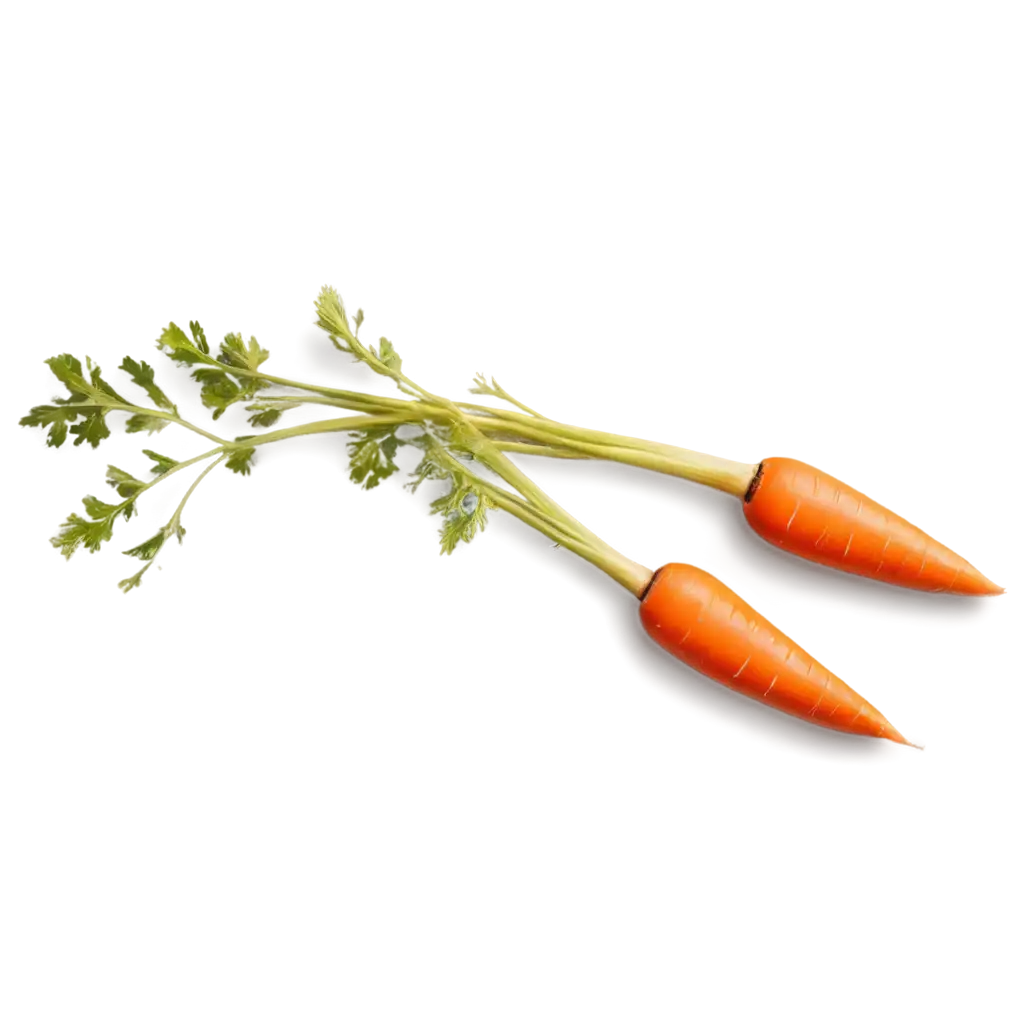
[2,9,1024,1024]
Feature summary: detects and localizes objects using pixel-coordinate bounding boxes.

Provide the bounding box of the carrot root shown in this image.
[639,563,910,743]
[743,458,1002,596]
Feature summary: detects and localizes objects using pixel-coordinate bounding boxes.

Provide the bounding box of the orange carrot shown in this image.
[640,563,908,742]
[448,407,1002,595]
[743,458,1002,595]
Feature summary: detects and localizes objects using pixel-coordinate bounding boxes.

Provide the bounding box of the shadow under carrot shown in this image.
[507,456,1003,630]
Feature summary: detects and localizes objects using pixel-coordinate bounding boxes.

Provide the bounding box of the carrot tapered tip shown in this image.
[942,557,1003,596]
[882,725,923,749]
[962,565,1004,596]
[901,733,925,757]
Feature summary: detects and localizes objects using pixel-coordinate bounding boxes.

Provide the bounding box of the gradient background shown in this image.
[2,9,1024,1024]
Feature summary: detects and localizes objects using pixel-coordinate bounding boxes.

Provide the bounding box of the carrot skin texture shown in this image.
[743,458,1002,595]
[639,564,907,742]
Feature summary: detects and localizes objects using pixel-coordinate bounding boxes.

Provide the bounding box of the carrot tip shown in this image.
[954,569,1003,598]
[881,724,922,749]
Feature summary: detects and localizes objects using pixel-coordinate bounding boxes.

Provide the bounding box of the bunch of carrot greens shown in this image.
[22,287,1001,744]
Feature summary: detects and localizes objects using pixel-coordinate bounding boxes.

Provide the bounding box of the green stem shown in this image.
[462,406,757,497]
[473,379,545,418]
[490,440,587,459]
[60,400,231,447]
[468,401,659,454]
[117,453,230,592]
[232,367,412,414]
[243,413,415,449]
[169,454,228,531]
[122,446,225,510]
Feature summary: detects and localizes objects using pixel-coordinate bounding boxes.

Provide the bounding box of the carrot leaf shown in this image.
[375,337,403,374]
[468,374,542,417]
[20,354,127,448]
[406,449,449,494]
[247,406,283,428]
[403,431,495,553]
[25,399,112,448]
[174,332,272,420]
[158,322,211,366]
[311,284,380,368]
[218,333,270,373]
[114,452,232,598]
[433,479,492,554]
[51,448,200,573]
[347,426,404,489]
[51,513,113,558]
[119,356,177,412]
[225,445,256,476]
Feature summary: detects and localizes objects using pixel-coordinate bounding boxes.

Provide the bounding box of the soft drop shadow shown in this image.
[507,456,995,630]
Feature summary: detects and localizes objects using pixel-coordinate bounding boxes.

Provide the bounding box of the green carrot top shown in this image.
[21,287,652,596]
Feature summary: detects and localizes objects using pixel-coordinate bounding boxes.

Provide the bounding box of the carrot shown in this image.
[444,407,1003,596]
[743,458,1003,595]
[640,563,908,742]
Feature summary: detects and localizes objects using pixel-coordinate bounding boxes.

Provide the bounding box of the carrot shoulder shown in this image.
[639,563,907,742]
[743,458,1002,596]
